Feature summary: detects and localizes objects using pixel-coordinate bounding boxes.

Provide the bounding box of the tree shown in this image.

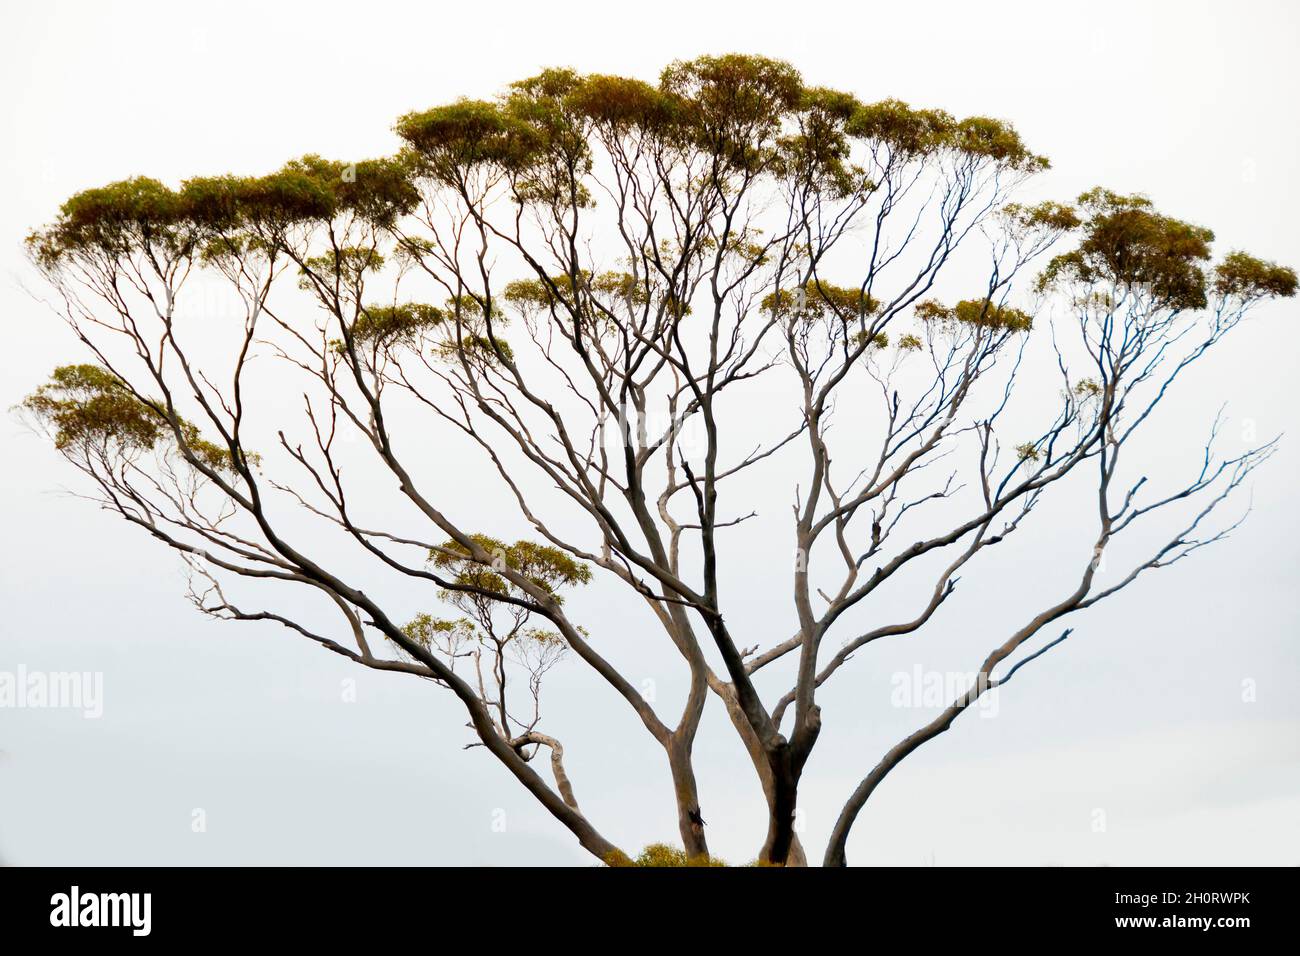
[19,54,1295,866]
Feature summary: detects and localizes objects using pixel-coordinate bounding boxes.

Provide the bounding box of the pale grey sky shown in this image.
[1,0,1297,865]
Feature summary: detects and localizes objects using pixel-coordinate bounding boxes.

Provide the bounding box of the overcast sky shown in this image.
[1,0,1297,866]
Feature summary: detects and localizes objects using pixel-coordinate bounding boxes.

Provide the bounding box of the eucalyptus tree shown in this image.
[22,54,1294,866]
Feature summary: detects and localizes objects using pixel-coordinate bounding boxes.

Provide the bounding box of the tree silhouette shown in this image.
[20,54,1295,865]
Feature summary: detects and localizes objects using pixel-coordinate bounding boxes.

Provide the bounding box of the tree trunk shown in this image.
[717,682,809,865]
[762,744,799,865]
[667,736,710,859]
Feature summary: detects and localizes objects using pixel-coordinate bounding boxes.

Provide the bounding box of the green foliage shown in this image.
[442,293,499,323]
[518,626,567,651]
[301,246,386,288]
[897,332,924,351]
[21,364,163,452]
[29,155,419,267]
[329,300,512,363]
[430,534,591,604]
[396,99,544,180]
[21,365,249,472]
[503,270,688,326]
[398,610,564,667]
[846,98,952,155]
[504,73,601,207]
[286,154,418,228]
[506,69,590,152]
[565,73,679,132]
[1037,188,1215,309]
[590,271,649,307]
[604,843,728,867]
[27,177,190,266]
[800,86,863,125]
[845,100,1047,171]
[1015,442,1041,462]
[509,67,587,102]
[349,302,444,347]
[774,87,868,197]
[400,69,599,195]
[604,842,791,866]
[401,613,477,651]
[762,279,878,322]
[1212,251,1297,300]
[177,419,258,472]
[660,54,803,170]
[1073,378,1103,399]
[949,116,1049,170]
[504,272,593,311]
[661,54,803,130]
[198,230,276,266]
[1001,200,1081,234]
[915,298,1033,333]
[31,57,1054,268]
[438,333,514,365]
[390,54,1048,194]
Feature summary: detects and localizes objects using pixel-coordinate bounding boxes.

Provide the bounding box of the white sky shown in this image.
[1,0,1297,865]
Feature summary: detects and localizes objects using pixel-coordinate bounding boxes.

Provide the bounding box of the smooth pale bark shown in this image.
[717,682,808,866]
[667,737,709,859]
[514,732,581,812]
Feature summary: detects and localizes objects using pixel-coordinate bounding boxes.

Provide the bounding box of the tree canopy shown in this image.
[20,53,1295,866]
